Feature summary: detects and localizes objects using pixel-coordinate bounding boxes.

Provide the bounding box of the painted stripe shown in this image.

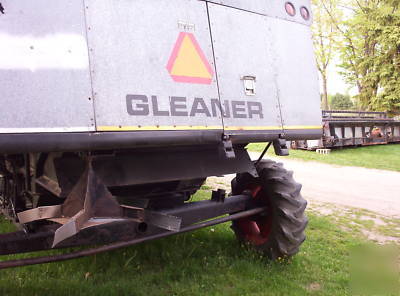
[283,125,322,130]
[0,125,321,133]
[97,125,321,132]
[98,125,223,131]
[0,127,94,134]
[224,126,282,131]
[225,125,321,131]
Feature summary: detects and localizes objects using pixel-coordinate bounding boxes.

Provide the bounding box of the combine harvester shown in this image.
[292,110,400,150]
[0,0,321,268]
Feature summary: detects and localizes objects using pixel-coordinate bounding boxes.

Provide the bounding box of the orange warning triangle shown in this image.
[166,32,214,84]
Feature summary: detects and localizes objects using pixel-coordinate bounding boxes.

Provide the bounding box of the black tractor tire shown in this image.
[231,159,308,260]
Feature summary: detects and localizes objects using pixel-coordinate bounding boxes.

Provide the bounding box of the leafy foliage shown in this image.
[311,0,342,110]
[329,93,354,110]
[312,0,400,115]
[335,0,400,115]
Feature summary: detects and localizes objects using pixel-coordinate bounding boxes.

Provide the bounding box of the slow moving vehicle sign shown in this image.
[166,32,214,84]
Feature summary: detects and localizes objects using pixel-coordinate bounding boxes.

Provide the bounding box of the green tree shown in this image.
[311,0,342,110]
[329,93,354,110]
[337,0,400,115]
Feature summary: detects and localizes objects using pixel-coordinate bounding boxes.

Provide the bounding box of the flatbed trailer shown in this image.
[292,110,400,150]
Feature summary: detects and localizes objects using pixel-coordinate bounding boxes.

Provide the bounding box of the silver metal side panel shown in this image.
[208,4,283,132]
[269,18,321,130]
[205,0,267,15]
[0,0,94,133]
[266,0,313,25]
[85,0,222,132]
[205,0,313,26]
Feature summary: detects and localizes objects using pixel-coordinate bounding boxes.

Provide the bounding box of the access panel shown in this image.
[205,0,268,15]
[0,0,94,133]
[85,0,223,132]
[269,18,321,137]
[207,3,283,135]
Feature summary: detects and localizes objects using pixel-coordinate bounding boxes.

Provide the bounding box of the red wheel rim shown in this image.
[236,184,272,246]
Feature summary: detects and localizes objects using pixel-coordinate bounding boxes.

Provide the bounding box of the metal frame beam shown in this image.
[0,193,255,256]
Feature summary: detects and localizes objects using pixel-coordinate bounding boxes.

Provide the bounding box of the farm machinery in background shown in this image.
[292,110,400,150]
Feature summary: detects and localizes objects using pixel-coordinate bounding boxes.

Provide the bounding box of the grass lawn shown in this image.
[0,190,397,296]
[246,143,400,172]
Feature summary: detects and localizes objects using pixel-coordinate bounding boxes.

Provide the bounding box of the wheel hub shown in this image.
[235,184,272,246]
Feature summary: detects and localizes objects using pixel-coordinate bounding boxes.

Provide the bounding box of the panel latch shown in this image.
[241,75,256,96]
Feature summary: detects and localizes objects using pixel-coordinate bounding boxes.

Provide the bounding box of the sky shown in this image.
[319,57,357,96]
[316,4,358,96]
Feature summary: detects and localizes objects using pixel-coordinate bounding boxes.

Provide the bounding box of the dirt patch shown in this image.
[248,152,400,219]
[307,201,400,244]
[307,282,322,292]
[360,229,399,244]
[205,176,233,192]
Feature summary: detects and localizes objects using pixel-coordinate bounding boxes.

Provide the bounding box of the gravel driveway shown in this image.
[208,151,400,219]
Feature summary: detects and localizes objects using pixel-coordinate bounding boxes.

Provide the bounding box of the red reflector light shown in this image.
[300,7,310,20]
[285,2,296,16]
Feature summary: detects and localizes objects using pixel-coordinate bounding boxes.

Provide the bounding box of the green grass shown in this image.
[307,202,400,241]
[247,143,400,172]
[2,190,396,296]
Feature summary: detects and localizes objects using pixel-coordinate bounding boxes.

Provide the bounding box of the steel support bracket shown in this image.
[211,189,226,203]
[17,160,182,247]
[273,138,289,156]
[221,137,235,158]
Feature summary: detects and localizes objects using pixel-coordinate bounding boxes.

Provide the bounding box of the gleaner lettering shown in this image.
[126,95,264,119]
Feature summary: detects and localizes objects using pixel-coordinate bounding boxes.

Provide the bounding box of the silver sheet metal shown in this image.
[0,0,95,133]
[84,0,223,131]
[0,0,320,138]
[208,3,283,131]
[17,205,62,224]
[204,0,313,26]
[268,18,321,130]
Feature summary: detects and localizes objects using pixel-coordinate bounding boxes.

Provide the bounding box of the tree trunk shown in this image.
[322,73,329,110]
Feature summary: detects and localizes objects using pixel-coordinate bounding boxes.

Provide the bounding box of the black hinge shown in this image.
[0,3,5,14]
